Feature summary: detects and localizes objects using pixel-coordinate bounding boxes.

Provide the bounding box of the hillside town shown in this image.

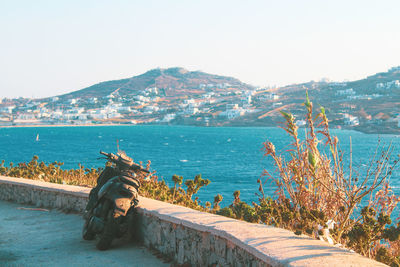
[0,67,399,134]
[0,84,275,126]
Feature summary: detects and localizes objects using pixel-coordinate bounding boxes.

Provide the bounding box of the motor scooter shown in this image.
[82,151,150,250]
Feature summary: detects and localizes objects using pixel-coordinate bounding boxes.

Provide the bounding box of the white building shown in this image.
[203,92,215,99]
[145,87,158,95]
[68,99,78,105]
[343,114,359,126]
[184,99,196,105]
[0,106,15,114]
[78,114,88,120]
[376,80,400,89]
[134,95,150,103]
[162,114,176,122]
[108,103,122,108]
[91,113,108,120]
[39,107,49,113]
[117,106,132,112]
[89,109,107,120]
[241,91,253,104]
[38,112,50,118]
[67,107,84,114]
[336,88,356,96]
[185,106,199,115]
[219,106,246,120]
[17,113,36,120]
[243,90,256,96]
[144,105,159,114]
[226,108,245,119]
[295,120,307,127]
[261,93,280,100]
[50,111,63,119]
[88,97,98,104]
[272,102,282,107]
[63,113,79,120]
[226,103,239,110]
[107,112,121,119]
[330,82,347,87]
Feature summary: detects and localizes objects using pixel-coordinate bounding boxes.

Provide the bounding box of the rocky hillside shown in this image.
[57,67,254,99]
[253,66,400,133]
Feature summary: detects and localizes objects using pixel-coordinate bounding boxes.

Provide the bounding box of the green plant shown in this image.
[184,174,210,200]
[139,173,210,211]
[213,194,223,211]
[172,174,183,202]
[0,156,100,186]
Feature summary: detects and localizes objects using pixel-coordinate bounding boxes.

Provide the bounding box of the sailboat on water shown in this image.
[36,134,39,142]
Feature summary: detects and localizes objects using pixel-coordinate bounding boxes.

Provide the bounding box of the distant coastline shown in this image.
[1,122,399,135]
[0,123,128,128]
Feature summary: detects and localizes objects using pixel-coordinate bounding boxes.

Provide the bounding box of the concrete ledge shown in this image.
[0,176,386,266]
[0,176,89,212]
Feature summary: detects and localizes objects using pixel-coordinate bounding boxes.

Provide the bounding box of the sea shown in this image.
[0,125,399,207]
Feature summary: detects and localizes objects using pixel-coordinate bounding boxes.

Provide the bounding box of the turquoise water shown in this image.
[0,125,399,206]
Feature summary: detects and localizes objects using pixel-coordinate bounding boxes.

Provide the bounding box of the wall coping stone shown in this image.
[0,175,386,267]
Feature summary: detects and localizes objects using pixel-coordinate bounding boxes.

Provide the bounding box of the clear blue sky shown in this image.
[1,0,400,98]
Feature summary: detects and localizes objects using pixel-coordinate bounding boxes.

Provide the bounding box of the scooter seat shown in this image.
[120,175,140,189]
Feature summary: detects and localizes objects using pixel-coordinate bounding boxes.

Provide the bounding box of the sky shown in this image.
[1,0,400,98]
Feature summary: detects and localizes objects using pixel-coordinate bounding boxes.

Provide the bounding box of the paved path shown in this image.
[0,200,170,267]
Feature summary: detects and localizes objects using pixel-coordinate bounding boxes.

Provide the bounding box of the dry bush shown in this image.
[261,92,400,264]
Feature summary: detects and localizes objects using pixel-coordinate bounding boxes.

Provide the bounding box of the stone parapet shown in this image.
[0,176,89,212]
[0,176,386,266]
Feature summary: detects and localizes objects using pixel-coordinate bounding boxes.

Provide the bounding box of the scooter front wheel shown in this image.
[82,218,95,240]
[96,210,116,250]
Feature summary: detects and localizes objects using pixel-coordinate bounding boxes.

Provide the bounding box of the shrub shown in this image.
[261,92,400,264]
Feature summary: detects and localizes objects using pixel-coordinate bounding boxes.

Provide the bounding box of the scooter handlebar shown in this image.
[99,151,118,162]
[99,151,150,173]
[99,151,108,157]
[130,163,150,173]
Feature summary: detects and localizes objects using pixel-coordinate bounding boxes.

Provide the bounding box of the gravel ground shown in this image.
[0,200,170,267]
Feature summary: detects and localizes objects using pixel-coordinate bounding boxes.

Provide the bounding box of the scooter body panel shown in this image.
[98,176,138,216]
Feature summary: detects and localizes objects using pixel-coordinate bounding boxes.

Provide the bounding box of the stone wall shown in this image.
[0,177,88,212]
[138,214,266,266]
[0,176,386,267]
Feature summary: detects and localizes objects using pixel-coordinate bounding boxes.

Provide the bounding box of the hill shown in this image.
[1,66,399,134]
[57,67,254,99]
[249,66,400,133]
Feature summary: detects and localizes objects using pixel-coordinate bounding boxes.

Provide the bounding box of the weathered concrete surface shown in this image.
[0,200,169,267]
